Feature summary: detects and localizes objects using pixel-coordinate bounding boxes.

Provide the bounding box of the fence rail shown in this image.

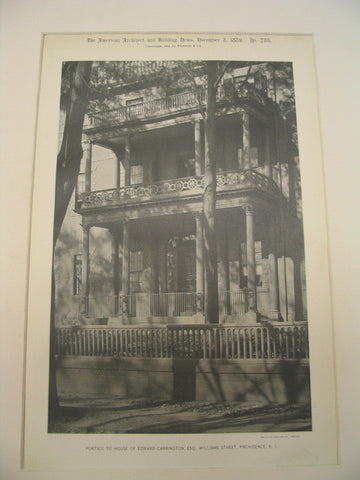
[55,323,309,360]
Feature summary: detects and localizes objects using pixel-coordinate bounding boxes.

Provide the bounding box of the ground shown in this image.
[49,395,311,433]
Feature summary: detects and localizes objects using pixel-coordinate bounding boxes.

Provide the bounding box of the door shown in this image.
[178,244,196,292]
[178,243,196,314]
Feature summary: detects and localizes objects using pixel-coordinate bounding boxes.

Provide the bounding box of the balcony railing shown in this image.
[85,290,249,318]
[85,80,269,129]
[86,89,206,128]
[77,169,279,210]
[55,323,309,360]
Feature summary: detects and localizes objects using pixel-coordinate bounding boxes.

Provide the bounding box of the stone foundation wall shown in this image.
[56,356,310,405]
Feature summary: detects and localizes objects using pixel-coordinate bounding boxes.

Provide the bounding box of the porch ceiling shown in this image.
[85,111,248,151]
[86,114,198,150]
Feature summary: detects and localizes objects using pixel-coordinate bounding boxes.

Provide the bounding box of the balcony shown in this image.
[85,89,206,129]
[84,82,269,130]
[76,169,280,211]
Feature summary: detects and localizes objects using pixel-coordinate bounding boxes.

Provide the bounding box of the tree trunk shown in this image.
[53,62,92,242]
[203,62,219,324]
[48,62,92,425]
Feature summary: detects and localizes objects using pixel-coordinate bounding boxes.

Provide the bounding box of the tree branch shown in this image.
[214,61,231,89]
[178,61,206,118]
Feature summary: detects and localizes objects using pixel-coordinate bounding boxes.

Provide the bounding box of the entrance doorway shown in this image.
[178,242,196,293]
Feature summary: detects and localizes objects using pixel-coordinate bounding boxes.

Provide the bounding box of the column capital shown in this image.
[193,210,203,220]
[244,204,255,216]
[124,134,132,145]
[108,226,120,238]
[81,223,91,233]
[169,236,180,248]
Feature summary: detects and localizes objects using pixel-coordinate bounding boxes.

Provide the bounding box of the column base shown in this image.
[268,310,283,321]
[80,297,89,316]
[78,316,108,326]
[192,312,205,323]
[244,310,261,323]
[107,314,131,327]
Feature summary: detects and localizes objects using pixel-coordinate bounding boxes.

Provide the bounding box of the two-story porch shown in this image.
[66,79,305,327]
[75,165,290,325]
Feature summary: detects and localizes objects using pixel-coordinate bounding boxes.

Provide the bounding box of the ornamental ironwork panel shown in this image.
[78,169,279,209]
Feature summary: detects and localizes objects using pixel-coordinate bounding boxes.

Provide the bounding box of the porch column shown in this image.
[110,229,120,315]
[150,240,159,293]
[242,112,251,169]
[194,119,203,175]
[149,241,159,317]
[115,153,121,188]
[195,212,204,313]
[264,127,272,179]
[173,238,180,293]
[158,240,167,294]
[268,221,281,320]
[121,221,130,297]
[245,206,257,316]
[195,212,204,293]
[218,227,230,317]
[81,224,90,316]
[84,141,92,192]
[124,136,131,186]
[168,238,179,317]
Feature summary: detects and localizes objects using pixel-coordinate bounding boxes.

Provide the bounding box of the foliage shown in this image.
[260,62,298,145]
[60,61,297,151]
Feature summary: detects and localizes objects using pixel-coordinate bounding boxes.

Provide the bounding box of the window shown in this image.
[130,165,143,185]
[237,146,259,170]
[76,172,85,196]
[73,254,82,295]
[177,157,195,178]
[237,148,244,170]
[126,97,144,118]
[254,72,268,94]
[130,251,143,293]
[126,97,144,107]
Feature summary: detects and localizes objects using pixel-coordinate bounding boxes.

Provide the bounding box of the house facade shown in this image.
[54,61,307,328]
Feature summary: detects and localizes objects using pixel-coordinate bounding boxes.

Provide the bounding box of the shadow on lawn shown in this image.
[48,402,311,434]
[123,403,311,434]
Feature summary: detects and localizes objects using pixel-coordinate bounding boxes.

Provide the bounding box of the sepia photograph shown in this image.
[49,59,311,434]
